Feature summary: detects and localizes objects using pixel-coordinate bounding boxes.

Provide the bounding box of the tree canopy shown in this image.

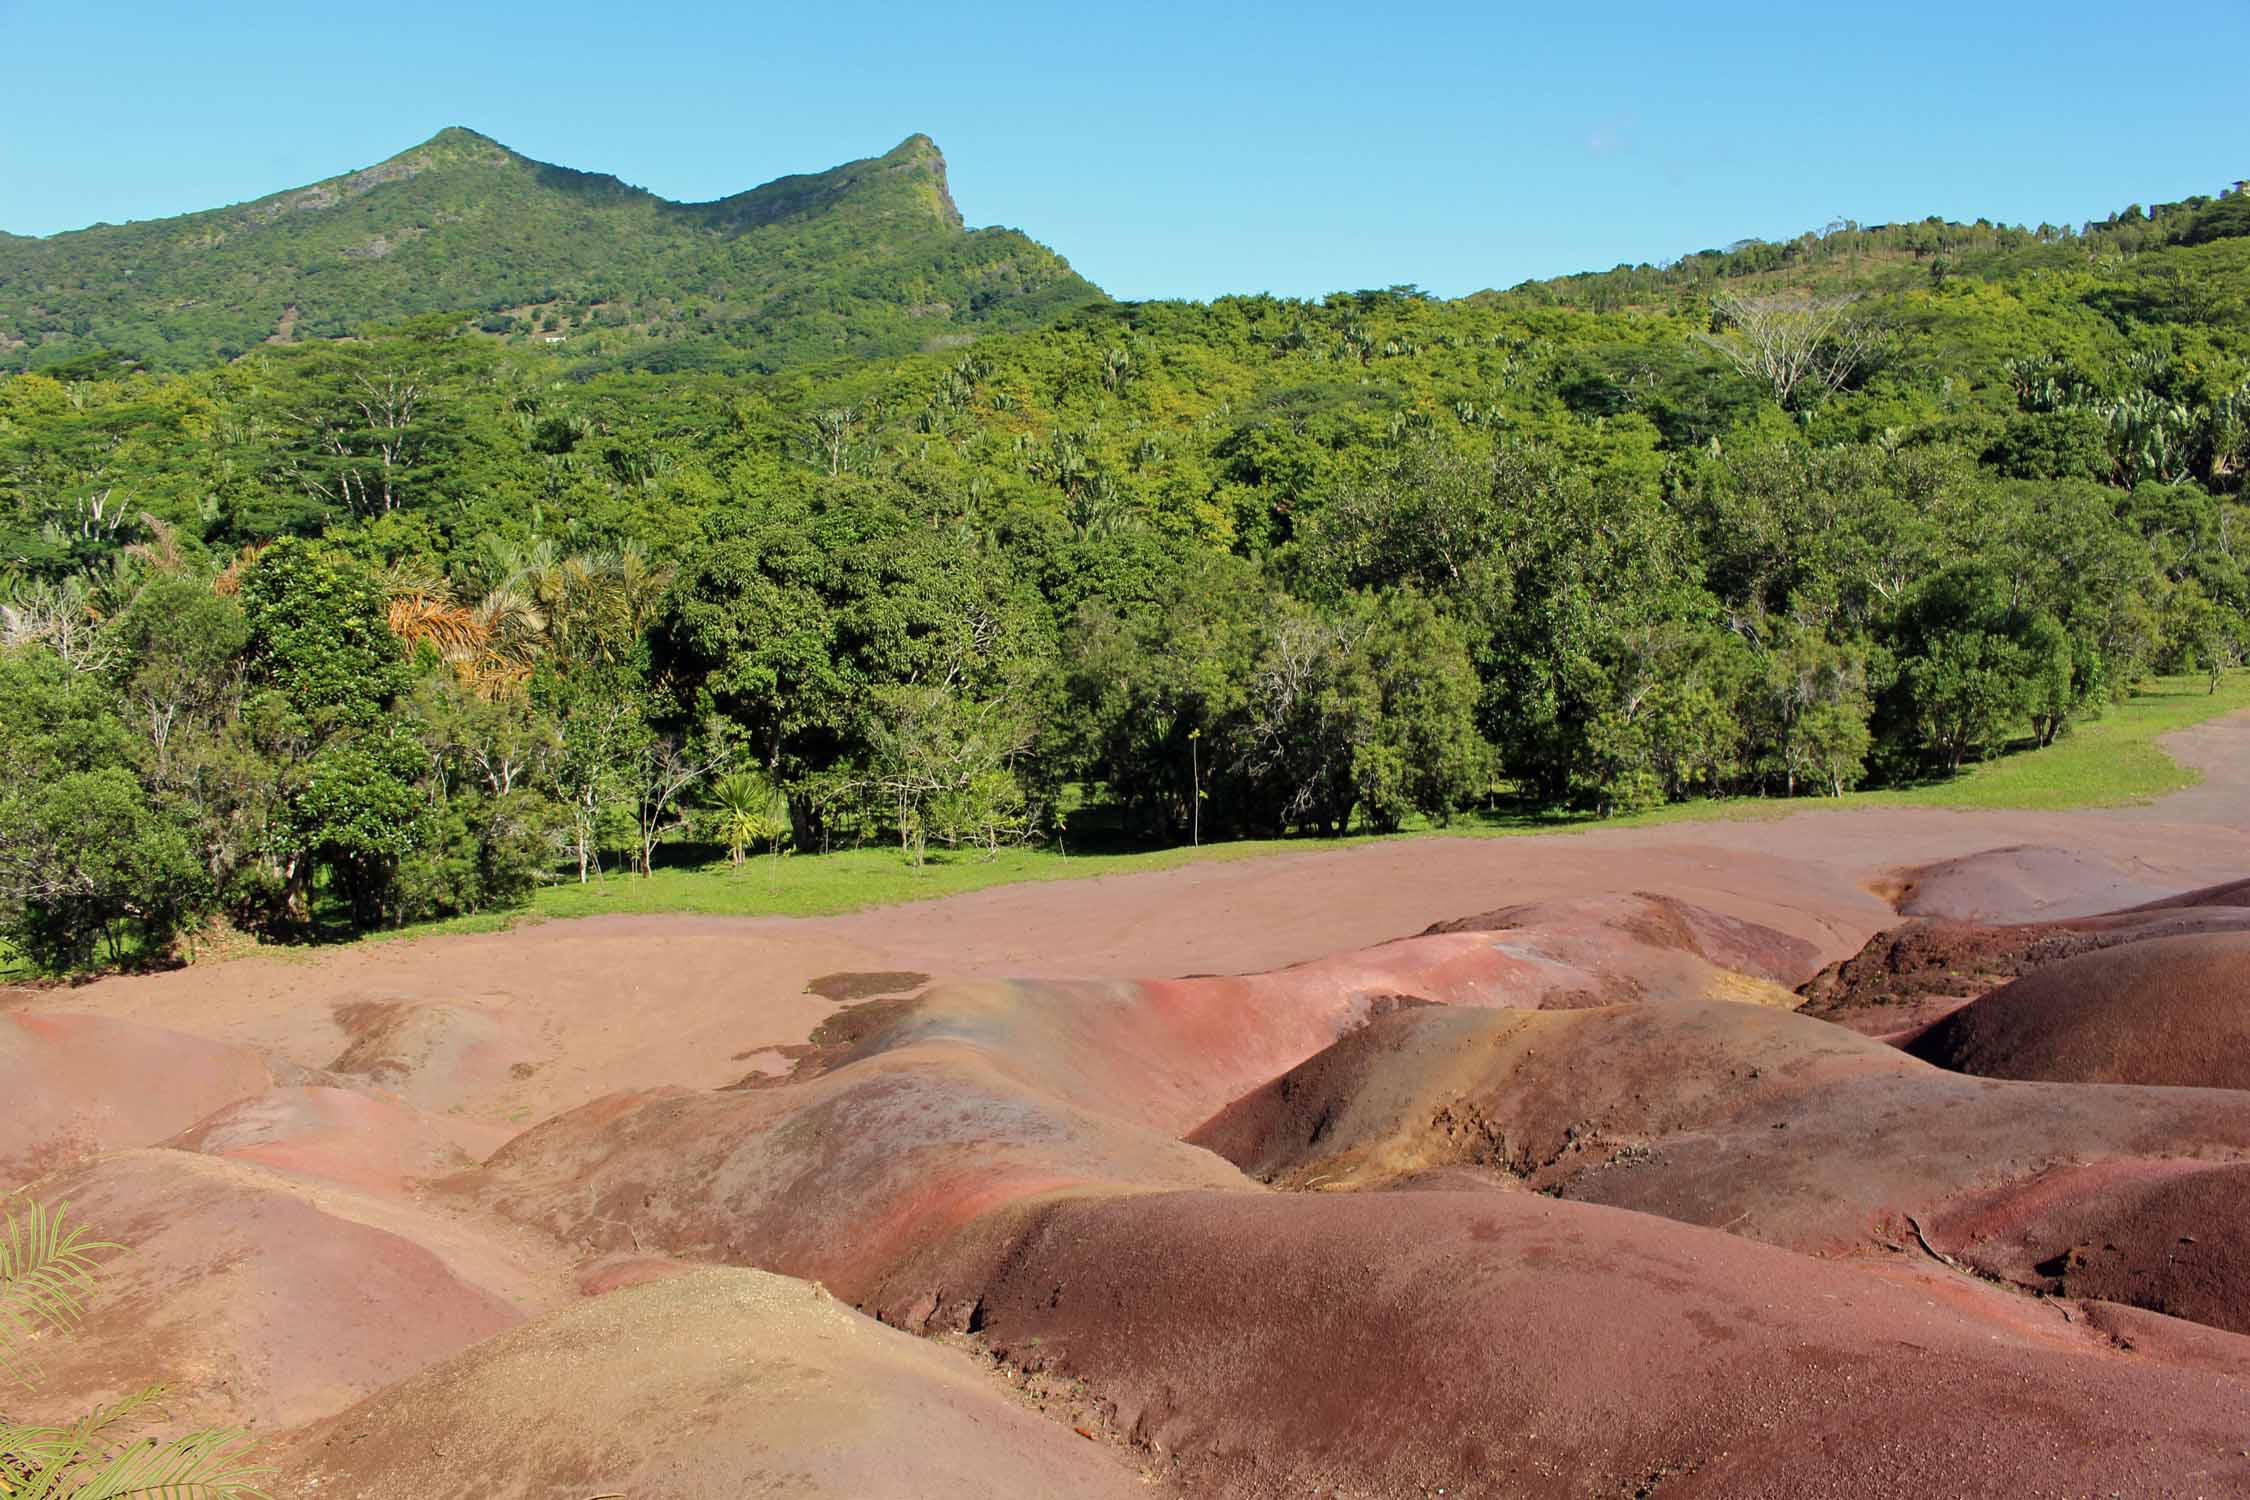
[2,167,2246,967]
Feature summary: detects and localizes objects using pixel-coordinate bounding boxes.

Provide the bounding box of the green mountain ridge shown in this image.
[0,129,1101,374]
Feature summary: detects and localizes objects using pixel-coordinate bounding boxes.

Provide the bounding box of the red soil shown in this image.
[1932,1158,2250,1334]
[1908,931,2250,1087]
[6,705,2246,1494]
[1188,997,2250,1259]
[0,1011,271,1188]
[16,1149,566,1433]
[167,1085,511,1196]
[867,1189,2250,1499]
[1422,889,1823,982]
[1796,902,2250,1037]
[1893,842,2181,920]
[274,1269,1157,1499]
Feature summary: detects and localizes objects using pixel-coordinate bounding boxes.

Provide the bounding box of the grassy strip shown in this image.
[369,671,2245,941]
[1858,672,2250,810]
[12,682,2232,977]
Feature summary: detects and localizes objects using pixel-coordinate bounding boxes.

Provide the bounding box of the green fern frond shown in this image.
[4,1411,98,1480]
[0,1202,267,1500]
[0,1401,268,1500]
[2,1385,172,1466]
[0,1201,117,1389]
[43,1426,269,1500]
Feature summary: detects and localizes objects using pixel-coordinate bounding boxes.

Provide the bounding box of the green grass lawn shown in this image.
[379,671,2247,942]
[1855,671,2250,810]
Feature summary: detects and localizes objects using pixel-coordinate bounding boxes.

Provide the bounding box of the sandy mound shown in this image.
[2126,874,2250,910]
[1186,1000,1873,1191]
[1190,998,2250,1268]
[1798,902,2250,1033]
[1421,889,1820,985]
[272,1268,1155,1500]
[460,916,1816,1295]
[1895,844,2175,920]
[1932,1160,2250,1335]
[0,1011,270,1187]
[18,1150,566,1432]
[168,1086,512,1196]
[1909,932,2250,1087]
[868,1189,2250,1499]
[13,706,2250,1495]
[324,997,544,1113]
[462,1024,1253,1297]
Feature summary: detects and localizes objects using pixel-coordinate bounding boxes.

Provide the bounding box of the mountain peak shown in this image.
[884,132,942,161]
[0,130,1100,374]
[882,133,961,231]
[377,125,516,169]
[686,132,962,234]
[422,125,501,149]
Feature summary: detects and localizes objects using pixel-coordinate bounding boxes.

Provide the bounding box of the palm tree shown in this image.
[466,536,671,674]
[381,560,485,663]
[1,1197,268,1498]
[465,585,544,697]
[207,545,267,599]
[706,770,789,868]
[119,515,191,579]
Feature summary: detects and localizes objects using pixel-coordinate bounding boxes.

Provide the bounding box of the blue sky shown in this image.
[2,1,2243,300]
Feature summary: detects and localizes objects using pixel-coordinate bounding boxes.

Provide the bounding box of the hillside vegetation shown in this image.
[0,130,1101,374]
[1,142,2246,967]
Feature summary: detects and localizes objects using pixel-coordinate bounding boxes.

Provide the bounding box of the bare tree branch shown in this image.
[1698,291,1887,409]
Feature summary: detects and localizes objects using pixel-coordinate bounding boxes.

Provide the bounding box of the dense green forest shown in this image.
[0,130,1101,375]
[2,149,2247,969]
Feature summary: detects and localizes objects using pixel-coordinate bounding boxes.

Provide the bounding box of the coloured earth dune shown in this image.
[4,705,2249,1496]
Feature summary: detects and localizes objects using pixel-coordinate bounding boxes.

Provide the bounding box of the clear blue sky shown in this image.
[2,1,2243,301]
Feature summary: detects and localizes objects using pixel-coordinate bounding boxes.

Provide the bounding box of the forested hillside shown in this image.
[0,130,1101,374]
[2,164,2246,967]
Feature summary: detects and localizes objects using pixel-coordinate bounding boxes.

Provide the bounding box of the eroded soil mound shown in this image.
[1188,998,2250,1264]
[1933,1160,2250,1335]
[18,1150,563,1432]
[274,1268,1155,1500]
[1892,844,2174,921]
[2121,874,2250,910]
[325,998,544,1113]
[462,919,1824,1296]
[167,1085,511,1196]
[459,979,1264,1296]
[1797,903,2250,1035]
[1422,889,1820,985]
[17,747,2250,1499]
[1908,932,2250,1087]
[0,1012,270,1187]
[867,1189,2250,1500]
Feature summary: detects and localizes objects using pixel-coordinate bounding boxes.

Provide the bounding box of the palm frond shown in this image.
[0,1201,115,1389]
[459,655,535,702]
[119,516,188,579]
[41,1426,269,1500]
[207,546,266,599]
[376,556,449,604]
[1,1385,172,1491]
[0,1204,266,1500]
[386,594,486,660]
